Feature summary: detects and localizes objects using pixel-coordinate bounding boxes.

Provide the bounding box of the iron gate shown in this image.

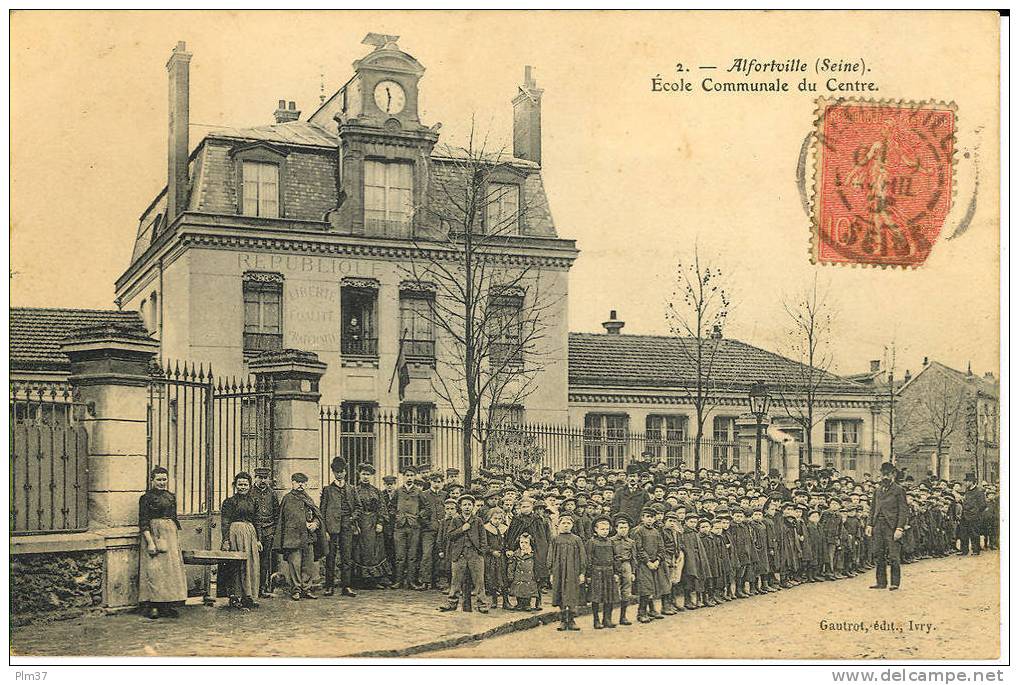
[146,361,274,595]
[9,382,89,534]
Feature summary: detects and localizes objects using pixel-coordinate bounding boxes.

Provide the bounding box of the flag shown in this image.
[388,329,410,400]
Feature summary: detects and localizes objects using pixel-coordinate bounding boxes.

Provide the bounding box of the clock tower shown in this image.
[327,33,441,237]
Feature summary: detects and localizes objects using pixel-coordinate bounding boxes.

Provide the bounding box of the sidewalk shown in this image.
[10,588,562,658]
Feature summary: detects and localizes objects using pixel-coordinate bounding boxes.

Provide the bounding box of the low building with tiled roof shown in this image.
[9,307,149,411]
[10,307,147,381]
[893,359,1000,482]
[566,312,888,481]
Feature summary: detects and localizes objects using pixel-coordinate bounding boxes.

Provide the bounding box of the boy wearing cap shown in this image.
[698,516,719,607]
[677,512,705,609]
[662,512,685,612]
[586,514,620,629]
[273,473,326,600]
[381,474,398,577]
[550,513,587,631]
[419,473,447,590]
[632,507,666,622]
[251,466,278,598]
[392,466,431,590]
[440,495,489,613]
[320,457,361,597]
[610,514,637,625]
[435,497,459,591]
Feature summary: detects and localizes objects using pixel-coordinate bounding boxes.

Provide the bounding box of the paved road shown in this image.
[428,552,1001,659]
[11,587,551,658]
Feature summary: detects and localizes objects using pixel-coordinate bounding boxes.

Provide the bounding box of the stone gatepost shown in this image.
[249,349,327,500]
[61,322,159,610]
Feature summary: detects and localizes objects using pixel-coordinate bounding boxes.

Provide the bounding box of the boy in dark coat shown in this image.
[609,514,637,625]
[549,513,587,631]
[585,514,620,629]
[631,507,666,622]
[678,512,705,609]
[435,497,458,591]
[439,494,489,613]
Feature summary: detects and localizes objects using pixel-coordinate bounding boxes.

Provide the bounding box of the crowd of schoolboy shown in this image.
[259,452,998,632]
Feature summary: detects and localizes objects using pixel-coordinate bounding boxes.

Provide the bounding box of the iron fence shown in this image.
[319,407,746,486]
[9,382,89,534]
[147,361,274,517]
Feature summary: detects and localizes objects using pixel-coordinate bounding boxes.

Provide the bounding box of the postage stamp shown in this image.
[811,98,957,267]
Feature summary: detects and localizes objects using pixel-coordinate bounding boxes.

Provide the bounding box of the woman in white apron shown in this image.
[138,466,188,619]
[217,472,261,609]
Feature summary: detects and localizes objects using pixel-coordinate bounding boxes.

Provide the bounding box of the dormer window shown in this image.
[364,160,413,236]
[242,161,280,218]
[485,182,520,235]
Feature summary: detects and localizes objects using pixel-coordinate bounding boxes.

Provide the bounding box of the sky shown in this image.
[10,10,1001,380]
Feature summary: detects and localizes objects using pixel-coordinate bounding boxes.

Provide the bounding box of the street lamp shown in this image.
[748,380,772,479]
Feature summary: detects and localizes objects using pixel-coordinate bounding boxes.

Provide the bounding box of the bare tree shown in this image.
[665,245,732,483]
[917,376,967,479]
[776,273,838,466]
[399,124,562,486]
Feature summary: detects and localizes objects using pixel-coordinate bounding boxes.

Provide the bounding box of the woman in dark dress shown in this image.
[218,472,261,609]
[352,464,392,586]
[138,466,188,619]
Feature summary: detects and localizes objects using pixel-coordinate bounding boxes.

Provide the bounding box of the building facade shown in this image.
[893,360,1000,483]
[568,314,890,482]
[115,37,577,426]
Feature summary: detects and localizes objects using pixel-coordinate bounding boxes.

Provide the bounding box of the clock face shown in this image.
[373,80,406,115]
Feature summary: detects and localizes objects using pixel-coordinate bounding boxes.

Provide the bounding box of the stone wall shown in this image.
[11,550,104,624]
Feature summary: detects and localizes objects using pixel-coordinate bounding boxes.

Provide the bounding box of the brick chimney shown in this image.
[869,359,881,373]
[166,41,192,222]
[710,324,723,340]
[602,310,624,335]
[512,66,543,165]
[274,99,300,124]
[903,369,912,384]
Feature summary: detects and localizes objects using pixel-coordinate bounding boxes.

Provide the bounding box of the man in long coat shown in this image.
[867,462,909,590]
[273,472,327,600]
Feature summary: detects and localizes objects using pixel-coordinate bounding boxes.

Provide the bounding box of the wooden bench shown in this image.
[182,550,248,605]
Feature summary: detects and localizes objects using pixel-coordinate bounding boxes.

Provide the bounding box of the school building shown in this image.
[106,34,888,480]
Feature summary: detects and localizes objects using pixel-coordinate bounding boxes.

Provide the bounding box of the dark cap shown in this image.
[291,472,309,483]
[358,463,376,475]
[330,456,347,474]
[254,467,271,477]
[613,513,633,527]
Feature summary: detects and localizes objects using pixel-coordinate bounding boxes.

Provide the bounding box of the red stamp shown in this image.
[811,98,956,267]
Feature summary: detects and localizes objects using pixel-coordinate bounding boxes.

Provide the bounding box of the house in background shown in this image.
[893,359,1000,483]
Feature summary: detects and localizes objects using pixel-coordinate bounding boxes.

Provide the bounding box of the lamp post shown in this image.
[748,380,772,480]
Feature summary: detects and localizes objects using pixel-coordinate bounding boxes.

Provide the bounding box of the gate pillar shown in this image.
[61,322,158,611]
[62,323,159,529]
[249,349,327,500]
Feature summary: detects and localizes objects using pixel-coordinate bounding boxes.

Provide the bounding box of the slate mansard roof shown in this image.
[567,332,867,394]
[10,308,145,372]
[129,120,555,267]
